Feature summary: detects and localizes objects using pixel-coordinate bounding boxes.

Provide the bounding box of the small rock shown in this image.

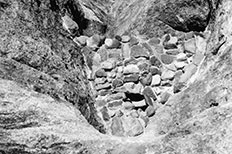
[148,38,161,46]
[161,80,173,87]
[62,15,79,34]
[107,93,126,102]
[122,116,144,137]
[138,62,150,71]
[144,95,154,106]
[168,36,178,44]
[165,63,177,72]
[140,73,153,86]
[112,78,124,88]
[161,54,174,65]
[123,73,140,83]
[129,36,139,46]
[150,55,162,68]
[154,45,164,54]
[145,106,156,117]
[132,100,146,107]
[151,75,161,86]
[115,35,122,41]
[105,38,120,49]
[124,82,143,94]
[101,60,116,70]
[108,100,123,109]
[97,46,108,62]
[161,69,175,80]
[95,69,107,78]
[173,82,185,93]
[95,98,107,107]
[174,61,187,69]
[95,77,107,84]
[107,49,122,61]
[121,35,131,43]
[117,66,124,74]
[123,64,140,75]
[176,53,187,61]
[100,106,110,121]
[123,101,135,110]
[73,36,88,46]
[130,110,139,118]
[95,82,111,91]
[139,116,149,128]
[163,43,178,50]
[160,92,171,104]
[180,64,197,83]
[142,42,154,55]
[174,70,183,82]
[122,43,131,59]
[192,52,204,65]
[152,87,161,95]
[111,117,125,136]
[98,89,112,96]
[92,52,101,67]
[86,34,102,50]
[107,71,117,78]
[115,110,124,117]
[166,49,180,55]
[142,87,157,100]
[130,45,149,59]
[150,66,161,75]
[184,38,196,53]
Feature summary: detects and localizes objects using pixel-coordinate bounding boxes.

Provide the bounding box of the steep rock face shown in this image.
[109,0,214,38]
[0,0,105,133]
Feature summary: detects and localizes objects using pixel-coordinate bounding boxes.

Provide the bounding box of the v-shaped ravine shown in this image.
[71,30,207,137]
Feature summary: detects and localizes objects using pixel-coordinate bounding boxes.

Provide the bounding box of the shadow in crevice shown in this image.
[64,0,89,35]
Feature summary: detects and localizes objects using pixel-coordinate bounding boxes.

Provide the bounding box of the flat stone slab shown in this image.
[123,64,140,75]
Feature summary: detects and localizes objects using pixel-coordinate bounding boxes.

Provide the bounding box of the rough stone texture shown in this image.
[2,0,232,153]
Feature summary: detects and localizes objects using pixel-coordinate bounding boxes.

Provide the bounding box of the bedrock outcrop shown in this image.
[1,0,232,153]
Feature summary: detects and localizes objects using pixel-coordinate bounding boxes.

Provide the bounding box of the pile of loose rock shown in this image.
[73,32,206,137]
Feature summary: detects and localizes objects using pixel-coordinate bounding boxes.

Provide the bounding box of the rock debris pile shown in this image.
[72,31,206,137]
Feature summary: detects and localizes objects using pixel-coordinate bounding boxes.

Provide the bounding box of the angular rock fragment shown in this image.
[101,60,116,70]
[160,92,171,104]
[123,64,140,75]
[145,106,156,117]
[129,36,139,46]
[100,106,110,121]
[73,35,88,46]
[121,35,131,43]
[161,69,175,80]
[111,117,124,136]
[184,38,196,53]
[112,78,124,88]
[161,54,174,65]
[105,38,120,49]
[130,45,149,59]
[180,64,197,83]
[123,73,140,83]
[142,87,157,100]
[140,73,153,86]
[150,66,161,75]
[151,74,161,86]
[95,69,107,78]
[132,100,146,107]
[150,55,162,68]
[148,37,161,46]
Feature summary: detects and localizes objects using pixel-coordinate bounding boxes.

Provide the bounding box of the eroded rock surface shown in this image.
[1,0,232,153]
